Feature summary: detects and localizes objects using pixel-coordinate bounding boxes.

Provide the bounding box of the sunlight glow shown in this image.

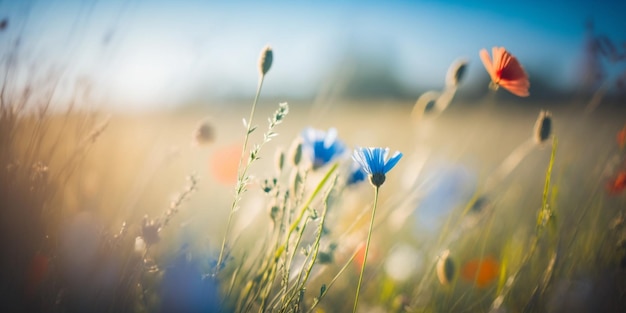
[105,36,195,107]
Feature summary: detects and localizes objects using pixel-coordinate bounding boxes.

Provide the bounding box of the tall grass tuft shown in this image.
[216,45,275,272]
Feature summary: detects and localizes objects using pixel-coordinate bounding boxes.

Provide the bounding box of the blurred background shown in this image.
[1,0,625,110]
[1,0,626,312]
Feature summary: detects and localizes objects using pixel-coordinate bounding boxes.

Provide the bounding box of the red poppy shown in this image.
[354,243,366,269]
[210,144,242,185]
[460,255,500,288]
[617,125,626,149]
[607,172,626,195]
[353,242,378,271]
[480,47,530,97]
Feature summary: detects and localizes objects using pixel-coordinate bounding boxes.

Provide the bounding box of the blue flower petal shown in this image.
[352,147,402,187]
[383,151,403,173]
[347,161,367,185]
[362,148,375,174]
[324,128,338,148]
[301,127,346,170]
[352,147,370,174]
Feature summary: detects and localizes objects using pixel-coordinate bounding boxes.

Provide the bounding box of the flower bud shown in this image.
[436,249,455,285]
[290,169,302,196]
[193,117,215,146]
[445,58,468,89]
[259,45,273,76]
[533,110,552,144]
[288,138,303,167]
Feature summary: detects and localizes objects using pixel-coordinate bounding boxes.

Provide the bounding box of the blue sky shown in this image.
[0,0,624,109]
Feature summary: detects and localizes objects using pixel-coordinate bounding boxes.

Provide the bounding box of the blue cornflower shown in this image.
[161,253,222,312]
[301,127,346,170]
[352,147,403,187]
[346,160,367,186]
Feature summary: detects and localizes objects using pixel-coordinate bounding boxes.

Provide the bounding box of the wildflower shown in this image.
[351,147,401,312]
[210,144,241,185]
[480,46,530,97]
[353,242,376,270]
[461,256,500,288]
[533,110,552,144]
[161,254,222,312]
[352,147,403,187]
[258,45,273,77]
[617,124,626,148]
[301,127,346,170]
[346,160,367,186]
[607,171,626,195]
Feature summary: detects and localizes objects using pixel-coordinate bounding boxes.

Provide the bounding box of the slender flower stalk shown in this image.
[351,147,402,313]
[216,45,273,272]
[273,162,339,260]
[412,58,467,122]
[353,186,379,313]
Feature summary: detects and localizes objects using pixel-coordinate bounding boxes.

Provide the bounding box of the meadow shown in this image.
[1,42,626,313]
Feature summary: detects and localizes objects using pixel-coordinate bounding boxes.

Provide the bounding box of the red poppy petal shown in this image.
[607,173,626,194]
[493,47,507,73]
[617,126,626,147]
[481,46,530,97]
[211,144,242,185]
[499,79,530,97]
[500,58,528,81]
[480,48,494,80]
[461,256,499,288]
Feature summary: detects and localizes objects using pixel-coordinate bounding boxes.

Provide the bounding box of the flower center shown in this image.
[370,173,386,187]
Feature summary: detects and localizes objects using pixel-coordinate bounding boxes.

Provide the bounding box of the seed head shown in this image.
[288,138,303,167]
[259,45,273,76]
[370,173,386,188]
[290,169,302,195]
[436,249,455,285]
[533,110,552,144]
[445,58,468,89]
[193,117,215,146]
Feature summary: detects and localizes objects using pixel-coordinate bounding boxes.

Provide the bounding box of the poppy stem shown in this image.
[353,186,380,313]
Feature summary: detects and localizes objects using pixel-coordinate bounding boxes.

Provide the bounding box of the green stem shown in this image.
[491,136,558,312]
[306,247,359,313]
[284,176,337,309]
[274,163,338,260]
[216,75,265,272]
[542,137,557,211]
[353,186,380,313]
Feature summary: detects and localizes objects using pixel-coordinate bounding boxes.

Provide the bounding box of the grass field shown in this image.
[2,84,626,312]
